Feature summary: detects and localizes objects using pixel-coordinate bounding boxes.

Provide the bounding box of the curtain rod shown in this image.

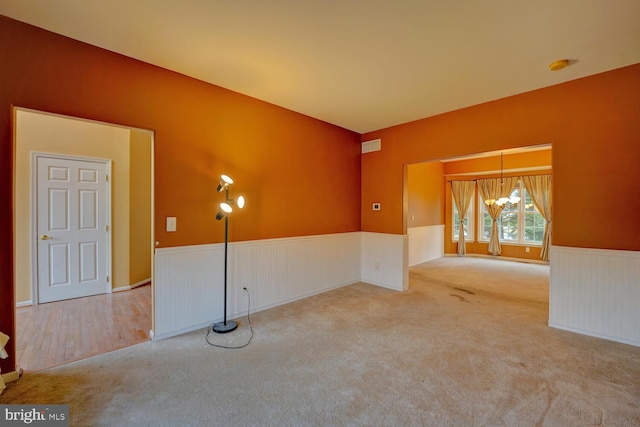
[447,173,551,183]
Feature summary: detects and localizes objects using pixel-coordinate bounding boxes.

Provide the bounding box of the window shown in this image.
[452,195,474,241]
[523,190,546,242]
[478,181,545,245]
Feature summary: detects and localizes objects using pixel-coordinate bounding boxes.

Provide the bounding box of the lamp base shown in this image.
[212,320,238,334]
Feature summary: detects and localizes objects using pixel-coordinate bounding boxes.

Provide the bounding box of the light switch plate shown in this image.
[166,217,177,232]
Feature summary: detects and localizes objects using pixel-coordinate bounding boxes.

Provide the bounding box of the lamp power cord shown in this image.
[205,287,254,349]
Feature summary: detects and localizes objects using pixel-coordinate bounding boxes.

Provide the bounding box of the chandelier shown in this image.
[484,152,520,207]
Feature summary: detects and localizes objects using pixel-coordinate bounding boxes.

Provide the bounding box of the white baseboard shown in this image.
[15,300,32,308]
[152,321,213,341]
[131,278,151,289]
[444,252,549,265]
[112,278,151,293]
[549,322,640,348]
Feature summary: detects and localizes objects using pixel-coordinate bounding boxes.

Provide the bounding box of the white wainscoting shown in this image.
[549,245,640,347]
[408,225,444,267]
[360,232,408,291]
[153,232,361,340]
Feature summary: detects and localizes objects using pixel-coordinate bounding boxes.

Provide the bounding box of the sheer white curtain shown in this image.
[477,177,518,255]
[451,181,475,255]
[523,174,552,261]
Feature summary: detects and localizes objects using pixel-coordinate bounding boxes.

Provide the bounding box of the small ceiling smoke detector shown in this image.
[549,59,570,71]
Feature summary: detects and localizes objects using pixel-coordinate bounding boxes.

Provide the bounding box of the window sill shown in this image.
[477,240,542,247]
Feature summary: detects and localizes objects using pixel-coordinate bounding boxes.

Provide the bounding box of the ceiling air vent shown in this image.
[362,138,381,154]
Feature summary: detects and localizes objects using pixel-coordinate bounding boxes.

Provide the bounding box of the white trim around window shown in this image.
[477,180,545,246]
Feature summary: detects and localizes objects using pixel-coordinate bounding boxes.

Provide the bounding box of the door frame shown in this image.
[30,152,113,305]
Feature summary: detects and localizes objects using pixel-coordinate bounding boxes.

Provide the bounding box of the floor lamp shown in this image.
[213,174,245,333]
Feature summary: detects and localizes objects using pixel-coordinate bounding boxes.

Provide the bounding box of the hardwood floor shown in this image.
[16,284,151,373]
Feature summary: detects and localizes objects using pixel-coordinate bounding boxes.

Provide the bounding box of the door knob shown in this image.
[39,235,51,240]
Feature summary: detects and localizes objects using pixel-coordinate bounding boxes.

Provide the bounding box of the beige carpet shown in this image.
[2,257,639,426]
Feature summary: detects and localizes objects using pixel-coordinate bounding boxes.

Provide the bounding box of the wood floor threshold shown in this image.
[16,284,152,374]
[22,340,149,374]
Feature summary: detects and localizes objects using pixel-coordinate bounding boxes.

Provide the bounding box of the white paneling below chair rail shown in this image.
[549,245,640,347]
[408,225,444,267]
[153,232,361,340]
[360,232,408,291]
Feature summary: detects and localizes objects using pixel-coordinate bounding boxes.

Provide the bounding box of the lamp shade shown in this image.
[215,202,233,220]
[217,174,234,192]
[220,202,232,213]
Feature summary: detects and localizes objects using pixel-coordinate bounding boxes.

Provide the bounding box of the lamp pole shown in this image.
[213,186,238,333]
[223,188,229,326]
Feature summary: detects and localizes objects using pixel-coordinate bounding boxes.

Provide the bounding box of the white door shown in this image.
[36,156,110,303]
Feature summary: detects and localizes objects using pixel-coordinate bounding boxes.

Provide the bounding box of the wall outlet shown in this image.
[372,203,381,211]
[525,247,530,253]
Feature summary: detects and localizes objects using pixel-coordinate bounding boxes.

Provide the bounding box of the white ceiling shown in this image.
[1,0,639,133]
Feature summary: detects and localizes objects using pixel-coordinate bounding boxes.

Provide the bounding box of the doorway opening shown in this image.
[13,108,154,373]
[405,145,552,296]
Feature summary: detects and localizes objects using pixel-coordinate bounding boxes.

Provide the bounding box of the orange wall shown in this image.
[443,150,551,176]
[362,64,640,253]
[0,17,361,372]
[407,161,444,228]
